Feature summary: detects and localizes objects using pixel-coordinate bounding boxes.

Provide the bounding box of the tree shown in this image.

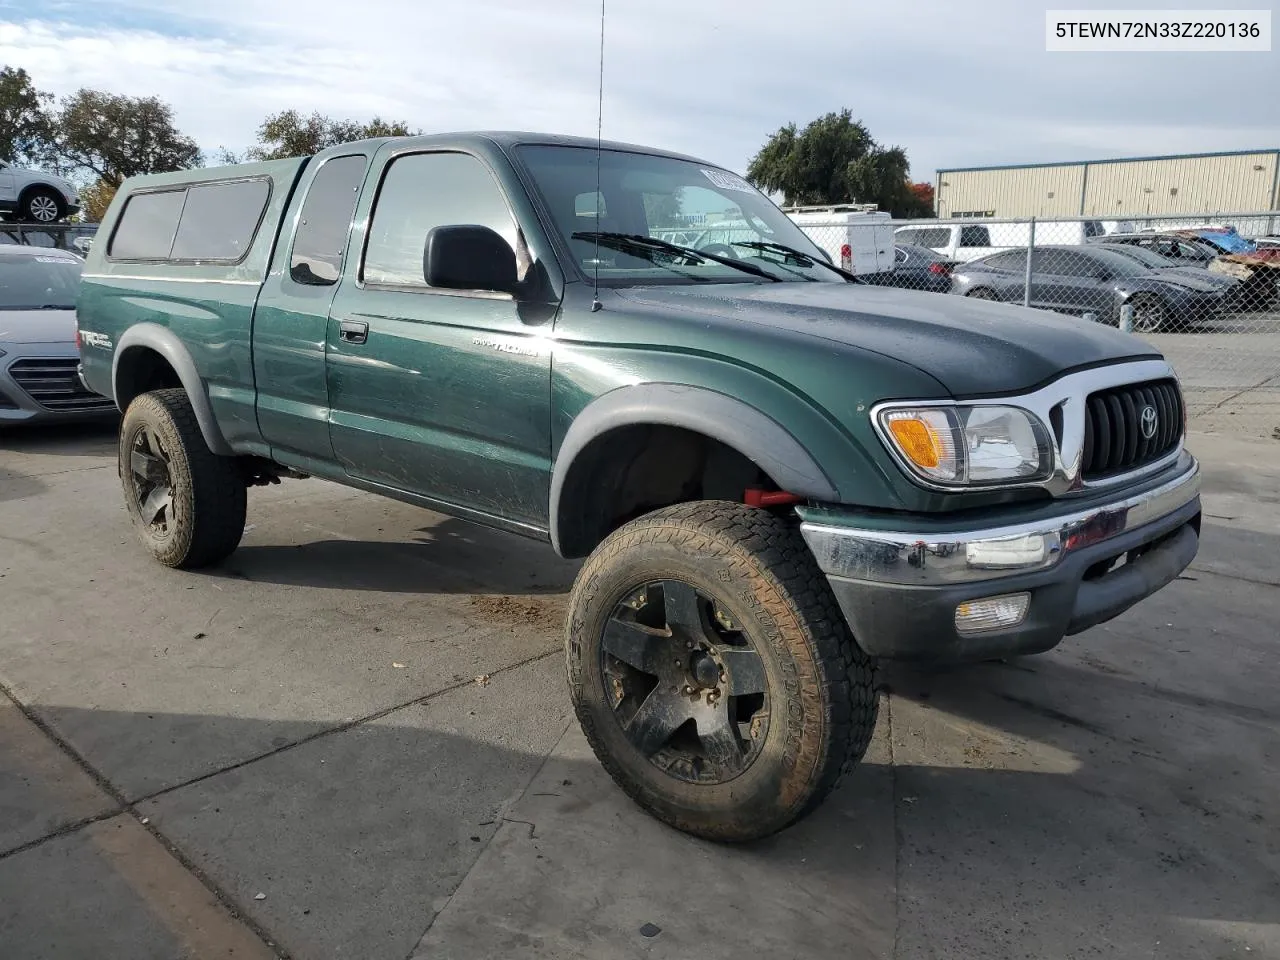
[53,89,201,186]
[908,181,935,217]
[746,110,926,217]
[247,110,419,161]
[79,178,118,222]
[0,66,55,166]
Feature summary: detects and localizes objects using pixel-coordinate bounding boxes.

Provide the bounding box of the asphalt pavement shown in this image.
[1,423,1278,960]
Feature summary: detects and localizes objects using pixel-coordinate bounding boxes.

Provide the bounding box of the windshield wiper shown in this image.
[731,240,864,283]
[572,232,781,282]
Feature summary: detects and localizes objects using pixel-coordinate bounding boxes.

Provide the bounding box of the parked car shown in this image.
[896,219,1106,263]
[0,246,114,425]
[0,161,82,223]
[78,133,1200,842]
[1176,226,1256,255]
[951,245,1226,332]
[1098,231,1221,265]
[1089,242,1244,304]
[860,243,957,293]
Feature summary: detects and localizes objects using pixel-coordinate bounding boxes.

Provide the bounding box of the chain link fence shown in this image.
[793,211,1280,439]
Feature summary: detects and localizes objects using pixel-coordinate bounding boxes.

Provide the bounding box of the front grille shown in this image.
[1082,378,1183,480]
[8,358,115,412]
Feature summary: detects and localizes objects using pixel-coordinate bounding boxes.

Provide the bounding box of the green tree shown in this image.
[53,89,201,186]
[746,110,926,217]
[0,66,55,166]
[247,110,419,161]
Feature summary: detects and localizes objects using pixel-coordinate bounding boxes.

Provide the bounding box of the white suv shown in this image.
[0,161,81,223]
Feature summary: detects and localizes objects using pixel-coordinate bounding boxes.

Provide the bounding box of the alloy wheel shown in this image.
[599,579,770,784]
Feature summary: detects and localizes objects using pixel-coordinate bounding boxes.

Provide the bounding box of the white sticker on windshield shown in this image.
[701,169,756,194]
[34,256,73,263]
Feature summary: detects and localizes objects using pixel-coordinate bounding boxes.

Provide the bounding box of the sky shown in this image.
[2,0,1277,183]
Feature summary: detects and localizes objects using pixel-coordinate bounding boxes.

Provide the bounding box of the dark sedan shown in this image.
[1095,231,1220,265]
[859,243,957,293]
[950,245,1226,332]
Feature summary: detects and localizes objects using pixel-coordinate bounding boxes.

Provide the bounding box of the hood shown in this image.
[614,282,1159,397]
[1130,270,1223,294]
[1161,267,1236,288]
[0,308,78,345]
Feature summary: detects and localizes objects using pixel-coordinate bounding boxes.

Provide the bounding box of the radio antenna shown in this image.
[591,0,605,312]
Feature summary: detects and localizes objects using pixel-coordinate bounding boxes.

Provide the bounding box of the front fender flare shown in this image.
[112,323,234,455]
[549,382,837,555]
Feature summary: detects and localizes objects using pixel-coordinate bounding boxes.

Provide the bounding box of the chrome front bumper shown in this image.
[801,457,1200,586]
[799,457,1201,661]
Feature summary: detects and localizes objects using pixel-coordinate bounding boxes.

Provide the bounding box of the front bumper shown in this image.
[800,457,1201,662]
[1,343,117,425]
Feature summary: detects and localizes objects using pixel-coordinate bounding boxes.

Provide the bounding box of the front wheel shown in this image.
[1128,293,1167,333]
[566,501,879,842]
[119,389,247,569]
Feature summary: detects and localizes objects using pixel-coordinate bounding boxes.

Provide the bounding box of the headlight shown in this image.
[877,404,1053,487]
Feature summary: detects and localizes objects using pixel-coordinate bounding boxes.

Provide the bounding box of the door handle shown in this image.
[338,319,369,345]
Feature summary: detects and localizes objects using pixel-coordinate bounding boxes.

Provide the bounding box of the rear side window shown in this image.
[290,156,366,285]
[959,225,990,247]
[110,179,270,263]
[170,180,270,261]
[982,250,1026,271]
[109,190,185,260]
[907,227,951,248]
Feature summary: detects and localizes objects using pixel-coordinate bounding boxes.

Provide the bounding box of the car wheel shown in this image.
[1128,294,1166,333]
[21,188,64,224]
[566,501,879,842]
[965,287,998,300]
[119,388,247,569]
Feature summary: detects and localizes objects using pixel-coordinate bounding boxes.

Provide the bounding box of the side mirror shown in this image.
[423,225,517,294]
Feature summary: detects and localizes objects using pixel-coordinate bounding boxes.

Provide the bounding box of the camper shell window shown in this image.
[109,178,271,264]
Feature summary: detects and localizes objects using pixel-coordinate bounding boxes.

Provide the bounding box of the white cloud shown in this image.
[2,0,1277,180]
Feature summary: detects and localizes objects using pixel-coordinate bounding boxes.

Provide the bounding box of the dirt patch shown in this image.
[468,594,567,633]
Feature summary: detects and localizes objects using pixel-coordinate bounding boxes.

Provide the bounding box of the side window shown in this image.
[109,189,185,260]
[984,249,1026,271]
[363,152,517,288]
[959,225,990,247]
[914,227,952,248]
[170,180,270,261]
[290,156,366,285]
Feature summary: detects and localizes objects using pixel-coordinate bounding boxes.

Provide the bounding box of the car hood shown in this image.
[0,308,78,344]
[1131,271,1223,294]
[614,282,1160,397]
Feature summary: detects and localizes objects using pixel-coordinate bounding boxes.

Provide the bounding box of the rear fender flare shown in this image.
[112,323,233,455]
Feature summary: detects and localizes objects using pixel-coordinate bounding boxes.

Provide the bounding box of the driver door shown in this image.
[325,149,557,530]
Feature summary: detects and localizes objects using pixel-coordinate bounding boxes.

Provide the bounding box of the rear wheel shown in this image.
[965,287,998,300]
[566,501,879,842]
[119,389,246,569]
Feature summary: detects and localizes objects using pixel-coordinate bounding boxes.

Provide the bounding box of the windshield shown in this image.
[517,145,839,284]
[1091,249,1150,278]
[0,255,82,310]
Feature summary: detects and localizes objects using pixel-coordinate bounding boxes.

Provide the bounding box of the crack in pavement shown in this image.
[0,678,291,959]
[1,646,562,960]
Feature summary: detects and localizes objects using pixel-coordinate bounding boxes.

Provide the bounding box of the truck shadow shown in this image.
[219,517,581,595]
[0,419,119,458]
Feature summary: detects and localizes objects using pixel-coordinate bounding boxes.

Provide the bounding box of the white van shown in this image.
[785,206,896,275]
[894,219,1107,262]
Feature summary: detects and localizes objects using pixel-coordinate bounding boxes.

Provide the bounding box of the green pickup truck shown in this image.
[76,133,1201,841]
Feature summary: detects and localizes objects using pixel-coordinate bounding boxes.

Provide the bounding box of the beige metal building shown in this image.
[935,149,1280,219]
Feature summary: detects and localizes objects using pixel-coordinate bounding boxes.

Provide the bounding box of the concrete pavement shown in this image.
[2,423,1278,959]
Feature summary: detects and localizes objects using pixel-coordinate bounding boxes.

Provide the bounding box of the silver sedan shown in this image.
[0,246,115,426]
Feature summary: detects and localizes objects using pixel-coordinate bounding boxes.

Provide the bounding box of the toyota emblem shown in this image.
[1140,405,1158,440]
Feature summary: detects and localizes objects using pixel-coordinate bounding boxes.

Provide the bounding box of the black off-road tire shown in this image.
[119,389,246,569]
[566,501,879,842]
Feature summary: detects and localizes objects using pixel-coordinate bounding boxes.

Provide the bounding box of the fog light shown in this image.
[966,533,1048,569]
[954,592,1031,634]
